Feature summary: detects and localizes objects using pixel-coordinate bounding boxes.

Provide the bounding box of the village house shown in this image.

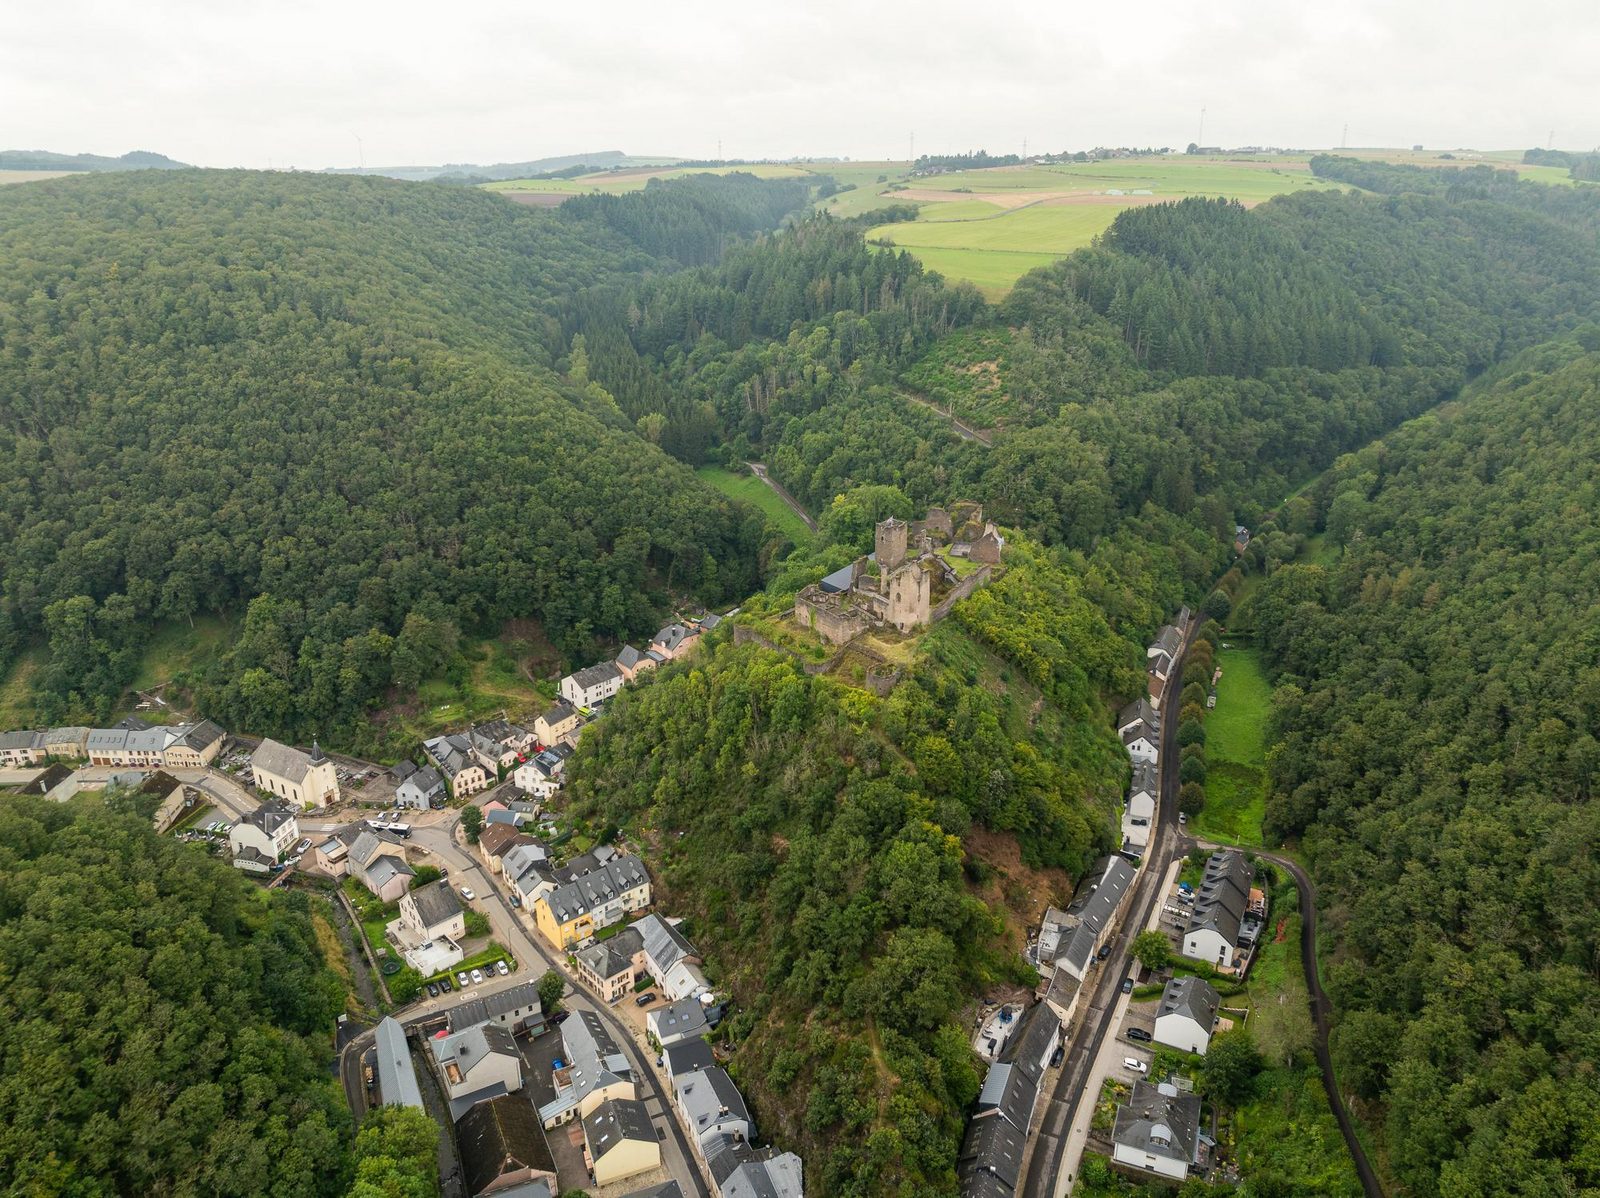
[400,879,466,943]
[633,913,709,1001]
[81,719,226,770]
[1117,698,1160,739]
[575,926,645,1003]
[960,1003,1059,1197]
[663,1038,715,1087]
[648,996,709,1048]
[348,829,415,901]
[560,662,624,709]
[314,824,364,876]
[621,1184,683,1198]
[649,622,700,662]
[446,981,547,1038]
[1111,1080,1202,1182]
[1121,719,1160,766]
[614,644,657,683]
[395,764,446,810]
[513,748,568,798]
[583,1098,661,1187]
[533,849,651,950]
[503,842,555,907]
[228,801,299,864]
[1033,856,1136,981]
[1147,613,1186,705]
[423,733,492,798]
[431,1021,524,1118]
[1182,850,1254,969]
[457,1093,559,1197]
[676,1065,751,1148]
[468,719,534,773]
[533,700,580,747]
[0,730,43,768]
[705,1138,804,1198]
[1154,975,1222,1055]
[1122,760,1160,852]
[478,822,529,871]
[250,738,340,809]
[538,1009,635,1127]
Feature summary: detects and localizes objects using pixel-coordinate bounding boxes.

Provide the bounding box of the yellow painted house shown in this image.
[532,851,651,950]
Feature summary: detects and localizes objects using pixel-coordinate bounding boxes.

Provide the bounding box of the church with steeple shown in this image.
[249,736,342,809]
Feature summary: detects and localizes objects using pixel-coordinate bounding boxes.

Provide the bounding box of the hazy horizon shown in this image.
[7,0,1600,171]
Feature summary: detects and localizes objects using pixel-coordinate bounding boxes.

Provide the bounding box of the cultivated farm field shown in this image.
[0,170,76,185]
[485,162,815,198]
[863,155,1348,296]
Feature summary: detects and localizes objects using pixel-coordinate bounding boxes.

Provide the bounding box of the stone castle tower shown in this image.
[875,517,909,573]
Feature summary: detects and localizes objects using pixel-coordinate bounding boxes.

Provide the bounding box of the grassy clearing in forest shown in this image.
[697,465,814,544]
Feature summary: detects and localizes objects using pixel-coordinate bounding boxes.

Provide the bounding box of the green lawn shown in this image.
[1200,761,1270,847]
[696,465,813,545]
[0,645,45,728]
[1206,647,1271,766]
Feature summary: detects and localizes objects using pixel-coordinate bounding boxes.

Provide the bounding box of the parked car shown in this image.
[509,894,521,909]
[294,838,312,855]
[459,887,476,901]
[1121,978,1134,994]
[470,968,484,985]
[1124,1057,1148,1074]
[1097,944,1112,960]
[635,992,656,1006]
[1178,812,1188,825]
[439,976,452,992]
[1127,1027,1153,1042]
[457,971,470,988]
[1050,1045,1065,1068]
[496,959,509,976]
[426,982,439,999]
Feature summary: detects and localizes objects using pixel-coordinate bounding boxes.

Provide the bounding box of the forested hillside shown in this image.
[0,170,807,739]
[0,797,350,1195]
[1252,333,1600,1195]
[567,533,1150,1196]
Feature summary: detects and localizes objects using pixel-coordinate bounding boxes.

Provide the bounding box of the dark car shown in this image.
[635,992,656,1006]
[1127,1027,1153,1042]
[1121,978,1134,995]
[552,1010,571,1025]
[1097,944,1112,960]
[426,982,439,999]
[439,976,452,992]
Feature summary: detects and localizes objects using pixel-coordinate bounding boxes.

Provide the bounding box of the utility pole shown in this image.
[1341,123,1349,149]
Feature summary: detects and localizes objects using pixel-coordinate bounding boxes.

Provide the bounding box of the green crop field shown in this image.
[697,465,814,545]
[858,155,1350,296]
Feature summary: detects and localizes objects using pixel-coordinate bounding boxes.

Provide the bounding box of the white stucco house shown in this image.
[1153,975,1221,1055]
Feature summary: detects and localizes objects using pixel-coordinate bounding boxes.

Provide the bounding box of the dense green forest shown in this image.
[0,170,805,739]
[0,797,350,1195]
[1248,333,1600,1196]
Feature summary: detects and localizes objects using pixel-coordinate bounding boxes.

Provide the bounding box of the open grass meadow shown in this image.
[696,464,814,545]
[485,162,815,198]
[1195,645,1273,845]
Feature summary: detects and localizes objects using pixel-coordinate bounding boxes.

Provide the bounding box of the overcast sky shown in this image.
[7,0,1599,169]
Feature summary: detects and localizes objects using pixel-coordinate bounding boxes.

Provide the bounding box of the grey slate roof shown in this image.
[568,661,623,691]
[958,1169,1015,1198]
[721,1150,804,1198]
[538,700,577,728]
[1151,624,1182,658]
[997,1002,1058,1088]
[1187,850,1254,945]
[562,1009,631,1104]
[676,1065,750,1136]
[1122,722,1157,749]
[423,733,479,779]
[366,855,415,890]
[391,759,418,783]
[1119,697,1159,731]
[577,926,643,981]
[0,730,39,751]
[409,879,463,929]
[1046,855,1136,975]
[542,853,649,924]
[619,1184,684,1198]
[1129,760,1160,798]
[374,1016,423,1109]
[652,996,709,1041]
[448,981,544,1034]
[958,1109,1026,1188]
[399,765,445,798]
[175,719,225,751]
[1112,1080,1201,1167]
[635,913,697,973]
[651,623,695,654]
[1159,975,1221,1030]
[251,737,313,782]
[242,800,296,837]
[664,1037,715,1077]
[616,644,645,670]
[583,1097,655,1157]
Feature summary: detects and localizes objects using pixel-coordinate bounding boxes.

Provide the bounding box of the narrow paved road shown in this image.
[744,462,818,532]
[1020,615,1191,1198]
[904,392,994,446]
